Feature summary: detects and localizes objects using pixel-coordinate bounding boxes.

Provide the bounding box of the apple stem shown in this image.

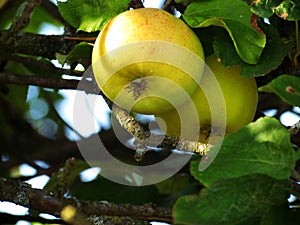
[64,36,97,41]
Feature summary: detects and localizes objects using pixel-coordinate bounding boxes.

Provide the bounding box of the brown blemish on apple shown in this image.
[125,78,151,100]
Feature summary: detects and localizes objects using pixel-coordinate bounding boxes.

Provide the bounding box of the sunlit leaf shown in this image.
[182,0,266,64]
[190,117,295,186]
[60,42,93,68]
[174,174,289,225]
[199,17,294,77]
[25,5,63,34]
[57,0,129,32]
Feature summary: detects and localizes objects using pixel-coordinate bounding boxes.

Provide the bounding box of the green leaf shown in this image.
[174,174,289,225]
[247,0,282,18]
[1,1,63,33]
[44,159,90,193]
[212,28,241,67]
[239,23,294,77]
[294,149,300,161]
[38,88,63,103]
[249,0,300,21]
[5,60,34,75]
[259,74,300,106]
[182,0,266,64]
[261,203,300,225]
[275,0,300,20]
[0,0,24,29]
[1,84,29,113]
[174,0,193,5]
[55,53,68,66]
[209,17,294,77]
[155,174,201,207]
[71,177,159,204]
[25,5,63,33]
[236,217,262,225]
[59,42,93,68]
[16,55,63,78]
[190,117,294,187]
[57,0,129,32]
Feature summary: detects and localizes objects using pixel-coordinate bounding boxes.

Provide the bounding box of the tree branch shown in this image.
[0,212,65,224]
[0,71,211,161]
[0,71,90,91]
[112,106,212,161]
[0,177,173,223]
[3,53,83,77]
[0,31,79,59]
[4,0,42,35]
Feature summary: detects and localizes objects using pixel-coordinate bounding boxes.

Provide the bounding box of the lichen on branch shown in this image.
[112,105,212,161]
[0,31,78,59]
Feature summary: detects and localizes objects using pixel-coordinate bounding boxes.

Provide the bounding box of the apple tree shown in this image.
[0,0,300,224]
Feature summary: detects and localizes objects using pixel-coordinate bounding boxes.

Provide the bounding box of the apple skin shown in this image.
[155,54,258,143]
[92,8,205,114]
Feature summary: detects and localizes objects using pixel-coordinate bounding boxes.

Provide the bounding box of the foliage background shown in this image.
[1,0,300,224]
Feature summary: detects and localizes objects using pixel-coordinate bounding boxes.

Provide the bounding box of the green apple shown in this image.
[92,8,205,114]
[155,54,258,143]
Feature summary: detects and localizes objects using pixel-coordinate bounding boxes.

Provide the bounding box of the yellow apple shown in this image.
[92,8,205,114]
[155,54,258,143]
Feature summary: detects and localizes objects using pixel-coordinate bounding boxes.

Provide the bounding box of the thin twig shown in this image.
[65,36,97,41]
[289,120,300,135]
[0,0,42,41]
[2,53,83,77]
[0,71,79,89]
[163,0,173,10]
[112,106,212,161]
[289,120,300,146]
[112,106,150,161]
[9,0,42,31]
[2,70,212,158]
[112,105,149,140]
[43,93,84,139]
